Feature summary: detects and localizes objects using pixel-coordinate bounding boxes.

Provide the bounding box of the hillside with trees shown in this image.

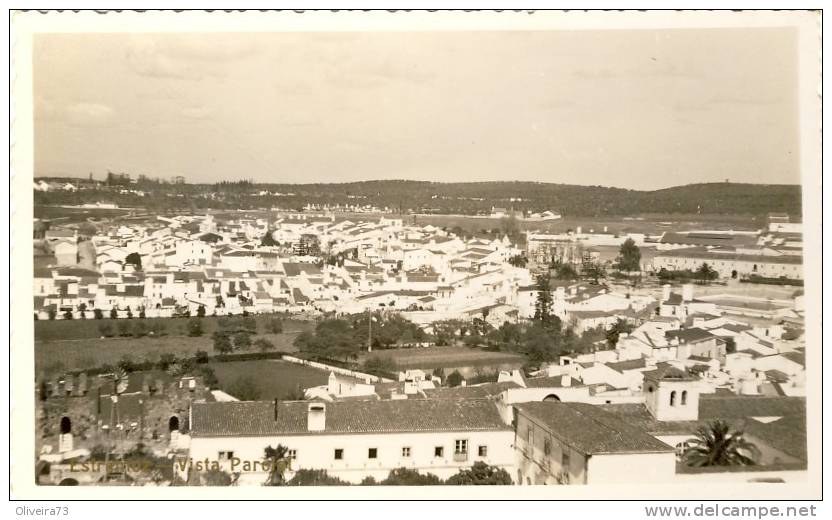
[33,178,802,219]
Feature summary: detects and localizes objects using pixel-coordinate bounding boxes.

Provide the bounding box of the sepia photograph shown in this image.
[8,8,823,504]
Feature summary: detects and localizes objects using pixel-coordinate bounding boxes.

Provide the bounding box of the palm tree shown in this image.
[263,444,291,486]
[682,420,759,467]
[696,262,717,284]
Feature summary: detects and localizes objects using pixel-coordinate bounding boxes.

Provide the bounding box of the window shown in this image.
[681,390,688,406]
[218,451,234,461]
[675,442,689,460]
[368,448,378,459]
[455,439,468,455]
[561,449,571,469]
[434,446,444,458]
[670,390,677,406]
[334,448,344,460]
[402,447,411,458]
[288,449,297,460]
[478,445,488,457]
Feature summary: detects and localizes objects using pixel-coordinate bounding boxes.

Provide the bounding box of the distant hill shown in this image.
[32,178,802,219]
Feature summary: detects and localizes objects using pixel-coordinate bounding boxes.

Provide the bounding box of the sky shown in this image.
[33,29,801,190]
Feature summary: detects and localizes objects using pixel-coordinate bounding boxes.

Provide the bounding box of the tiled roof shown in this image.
[191,398,509,437]
[642,363,698,382]
[516,402,674,455]
[666,328,718,344]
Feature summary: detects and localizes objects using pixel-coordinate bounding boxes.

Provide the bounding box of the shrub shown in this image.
[93,309,104,320]
[446,462,513,485]
[187,318,204,337]
[381,467,443,485]
[446,370,464,388]
[266,318,283,334]
[285,469,348,486]
[98,322,114,338]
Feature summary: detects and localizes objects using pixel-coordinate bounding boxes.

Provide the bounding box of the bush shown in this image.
[446,370,464,388]
[194,350,210,364]
[98,322,114,338]
[233,331,252,349]
[446,462,513,485]
[93,308,104,320]
[62,311,74,320]
[117,320,132,337]
[285,469,348,486]
[381,467,443,485]
[188,318,204,337]
[132,321,149,338]
[213,332,233,354]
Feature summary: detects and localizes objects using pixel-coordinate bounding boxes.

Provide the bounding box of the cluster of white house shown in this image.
[183,281,808,486]
[179,357,806,485]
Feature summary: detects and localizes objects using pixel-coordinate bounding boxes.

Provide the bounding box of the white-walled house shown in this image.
[514,402,675,485]
[188,399,515,485]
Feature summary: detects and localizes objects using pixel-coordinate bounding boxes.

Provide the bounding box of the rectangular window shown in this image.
[368,448,378,459]
[434,446,444,458]
[288,449,297,460]
[334,448,344,460]
[455,439,468,455]
[402,447,411,458]
[561,449,571,469]
[218,451,234,461]
[478,445,488,457]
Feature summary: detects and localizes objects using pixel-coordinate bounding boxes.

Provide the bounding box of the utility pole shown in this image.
[367,310,372,353]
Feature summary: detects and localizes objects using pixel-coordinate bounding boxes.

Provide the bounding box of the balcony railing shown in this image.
[453,452,468,462]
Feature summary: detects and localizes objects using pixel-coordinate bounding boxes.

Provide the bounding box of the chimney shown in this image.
[307,403,326,432]
[682,283,694,302]
[561,374,572,387]
[662,284,671,302]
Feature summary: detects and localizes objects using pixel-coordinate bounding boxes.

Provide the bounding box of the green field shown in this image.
[360,346,525,372]
[34,316,312,342]
[35,327,308,377]
[209,359,351,401]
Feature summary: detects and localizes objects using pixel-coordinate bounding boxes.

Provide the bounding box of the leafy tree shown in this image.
[47,309,56,320]
[261,232,278,247]
[188,318,204,337]
[616,238,642,272]
[213,331,233,354]
[582,262,606,284]
[285,469,348,486]
[138,308,146,319]
[197,468,233,486]
[124,252,142,271]
[156,353,177,371]
[499,214,521,243]
[215,295,225,308]
[508,254,528,268]
[605,318,634,348]
[446,462,513,485]
[197,305,206,318]
[233,331,252,349]
[227,376,261,401]
[194,350,210,364]
[682,420,759,467]
[552,261,579,281]
[93,308,104,320]
[533,273,559,330]
[263,444,291,486]
[380,467,443,485]
[110,308,118,319]
[446,370,464,387]
[696,262,719,284]
[63,310,73,320]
